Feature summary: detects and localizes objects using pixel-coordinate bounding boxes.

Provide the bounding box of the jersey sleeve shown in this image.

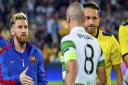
[0,36,10,54]
[60,37,77,80]
[119,25,128,56]
[0,53,20,84]
[60,38,77,63]
[36,49,48,85]
[111,35,122,65]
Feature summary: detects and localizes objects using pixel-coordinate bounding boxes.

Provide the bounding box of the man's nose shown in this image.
[89,18,94,24]
[21,28,27,33]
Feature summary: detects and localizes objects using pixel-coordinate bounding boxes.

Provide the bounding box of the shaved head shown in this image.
[67,2,84,23]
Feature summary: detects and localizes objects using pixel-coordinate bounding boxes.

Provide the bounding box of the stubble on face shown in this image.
[15,33,29,44]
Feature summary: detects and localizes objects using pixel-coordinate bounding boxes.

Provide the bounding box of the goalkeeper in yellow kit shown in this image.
[83,1,123,85]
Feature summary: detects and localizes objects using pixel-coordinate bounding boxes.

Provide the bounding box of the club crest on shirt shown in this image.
[30,56,36,64]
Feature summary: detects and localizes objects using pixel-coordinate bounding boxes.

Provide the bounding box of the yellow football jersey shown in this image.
[119,22,128,56]
[97,30,122,85]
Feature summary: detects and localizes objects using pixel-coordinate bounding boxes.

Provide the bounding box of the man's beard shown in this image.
[86,26,97,36]
[16,34,29,44]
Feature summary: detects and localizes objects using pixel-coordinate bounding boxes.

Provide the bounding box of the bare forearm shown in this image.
[65,71,76,85]
[97,78,107,85]
[98,78,106,85]
[117,77,123,85]
[97,67,107,85]
[113,64,123,85]
[116,70,123,85]
[96,77,101,85]
[65,60,77,85]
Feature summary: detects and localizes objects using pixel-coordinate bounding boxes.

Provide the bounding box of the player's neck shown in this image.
[14,38,26,53]
[70,21,84,31]
[93,32,97,37]
[94,29,98,38]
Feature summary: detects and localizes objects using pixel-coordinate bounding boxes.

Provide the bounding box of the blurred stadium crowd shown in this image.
[0,0,128,63]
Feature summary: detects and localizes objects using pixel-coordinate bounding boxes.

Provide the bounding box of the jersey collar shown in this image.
[10,38,32,53]
[95,28,100,38]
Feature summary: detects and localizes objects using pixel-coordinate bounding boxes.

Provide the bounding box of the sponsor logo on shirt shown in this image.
[77,33,93,40]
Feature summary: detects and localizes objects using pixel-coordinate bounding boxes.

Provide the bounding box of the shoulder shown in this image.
[60,35,76,51]
[0,35,8,42]
[121,20,128,26]
[102,32,117,42]
[31,44,42,53]
[0,35,9,45]
[99,30,116,42]
[28,43,42,57]
[0,37,11,54]
[0,35,5,40]
[61,34,74,43]
[119,21,128,32]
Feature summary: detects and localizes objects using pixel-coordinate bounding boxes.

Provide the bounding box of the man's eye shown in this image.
[87,17,90,19]
[24,26,28,29]
[92,17,97,20]
[18,26,22,29]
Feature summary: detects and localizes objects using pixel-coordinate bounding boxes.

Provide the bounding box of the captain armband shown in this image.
[62,47,77,63]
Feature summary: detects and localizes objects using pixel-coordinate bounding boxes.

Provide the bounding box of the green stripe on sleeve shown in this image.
[97,60,105,67]
[64,47,77,63]
[61,40,76,52]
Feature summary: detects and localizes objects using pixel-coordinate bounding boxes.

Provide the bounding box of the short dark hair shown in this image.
[83,1,100,13]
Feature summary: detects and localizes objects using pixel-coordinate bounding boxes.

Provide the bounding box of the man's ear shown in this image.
[66,13,70,23]
[10,26,15,36]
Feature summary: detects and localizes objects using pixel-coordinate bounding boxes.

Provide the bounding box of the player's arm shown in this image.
[0,52,34,85]
[37,49,48,85]
[96,48,106,85]
[65,59,77,85]
[61,40,77,85]
[111,35,123,85]
[113,64,123,85]
[96,60,106,85]
[0,53,20,84]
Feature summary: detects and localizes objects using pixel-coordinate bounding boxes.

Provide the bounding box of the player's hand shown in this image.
[20,66,34,85]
